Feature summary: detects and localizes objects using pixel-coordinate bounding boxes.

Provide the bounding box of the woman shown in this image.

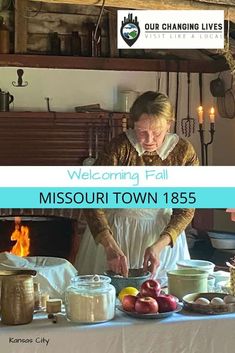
[75,91,199,280]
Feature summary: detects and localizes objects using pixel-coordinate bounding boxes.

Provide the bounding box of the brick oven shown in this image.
[0,209,86,265]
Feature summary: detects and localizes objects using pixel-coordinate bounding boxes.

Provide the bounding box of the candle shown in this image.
[197,106,204,124]
[209,107,215,123]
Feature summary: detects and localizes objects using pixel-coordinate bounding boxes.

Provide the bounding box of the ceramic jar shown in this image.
[1,274,34,325]
[119,90,139,112]
[167,269,208,300]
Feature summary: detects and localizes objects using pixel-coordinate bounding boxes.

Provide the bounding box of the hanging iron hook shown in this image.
[93,0,106,44]
[45,97,51,112]
[12,69,28,87]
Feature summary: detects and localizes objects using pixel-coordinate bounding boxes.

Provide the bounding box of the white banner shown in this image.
[0,166,234,187]
[117,10,224,49]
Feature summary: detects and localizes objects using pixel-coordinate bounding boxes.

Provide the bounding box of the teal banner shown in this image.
[0,187,235,208]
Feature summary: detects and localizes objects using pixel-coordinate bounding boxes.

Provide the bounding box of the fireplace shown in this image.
[0,210,86,264]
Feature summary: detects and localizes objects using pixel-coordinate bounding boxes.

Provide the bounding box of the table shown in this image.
[0,308,235,353]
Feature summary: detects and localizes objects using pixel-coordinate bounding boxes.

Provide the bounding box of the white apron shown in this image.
[74,209,190,285]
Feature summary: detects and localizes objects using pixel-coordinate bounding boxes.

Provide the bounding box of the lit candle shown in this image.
[197,106,204,124]
[209,107,215,123]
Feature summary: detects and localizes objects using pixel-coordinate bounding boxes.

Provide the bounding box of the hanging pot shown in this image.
[217,76,235,119]
[210,77,225,97]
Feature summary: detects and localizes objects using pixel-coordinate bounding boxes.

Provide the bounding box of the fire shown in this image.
[10,217,30,256]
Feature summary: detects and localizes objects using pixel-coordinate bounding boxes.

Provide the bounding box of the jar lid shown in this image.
[71,274,111,287]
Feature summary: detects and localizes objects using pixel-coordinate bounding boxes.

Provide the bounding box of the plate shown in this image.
[117,303,182,319]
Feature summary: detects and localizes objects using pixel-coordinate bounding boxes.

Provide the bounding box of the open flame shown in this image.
[10,217,30,256]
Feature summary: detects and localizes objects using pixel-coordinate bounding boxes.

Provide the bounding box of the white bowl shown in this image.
[216,280,231,294]
[177,259,215,274]
[212,271,230,285]
[208,232,235,250]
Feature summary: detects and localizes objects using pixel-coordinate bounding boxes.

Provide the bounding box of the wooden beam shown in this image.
[14,0,28,53]
[108,11,119,58]
[195,0,235,5]
[30,0,235,21]
[0,54,228,72]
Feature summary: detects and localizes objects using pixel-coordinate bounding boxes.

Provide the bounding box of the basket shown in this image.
[104,269,151,295]
[230,268,235,295]
[182,292,235,315]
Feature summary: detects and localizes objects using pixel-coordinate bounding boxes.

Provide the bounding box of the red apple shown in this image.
[155,294,177,313]
[135,297,159,314]
[122,295,138,312]
[140,279,161,299]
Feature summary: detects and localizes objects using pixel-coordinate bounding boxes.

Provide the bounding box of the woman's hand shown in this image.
[143,245,161,277]
[143,234,172,277]
[100,233,128,277]
[106,245,128,277]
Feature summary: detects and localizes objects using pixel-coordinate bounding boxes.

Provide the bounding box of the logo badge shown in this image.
[120,13,140,47]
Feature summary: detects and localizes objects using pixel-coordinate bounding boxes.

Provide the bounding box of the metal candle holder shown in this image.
[198,123,215,166]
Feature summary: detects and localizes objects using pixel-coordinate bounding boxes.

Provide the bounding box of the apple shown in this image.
[140,279,161,299]
[122,295,138,312]
[155,294,177,313]
[135,297,159,314]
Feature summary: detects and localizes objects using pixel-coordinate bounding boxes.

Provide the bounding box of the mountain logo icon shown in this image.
[120,13,140,47]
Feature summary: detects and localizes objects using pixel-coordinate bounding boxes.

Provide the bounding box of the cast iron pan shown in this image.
[217,75,235,119]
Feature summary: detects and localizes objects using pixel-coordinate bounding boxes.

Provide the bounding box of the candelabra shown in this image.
[198,123,215,166]
[197,106,216,166]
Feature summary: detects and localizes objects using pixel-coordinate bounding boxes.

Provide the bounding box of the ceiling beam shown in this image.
[30,0,235,21]
[195,0,235,6]
[0,54,228,72]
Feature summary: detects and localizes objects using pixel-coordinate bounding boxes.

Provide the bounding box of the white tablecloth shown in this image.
[0,308,235,353]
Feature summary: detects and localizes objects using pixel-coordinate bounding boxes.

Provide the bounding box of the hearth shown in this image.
[0,216,75,261]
